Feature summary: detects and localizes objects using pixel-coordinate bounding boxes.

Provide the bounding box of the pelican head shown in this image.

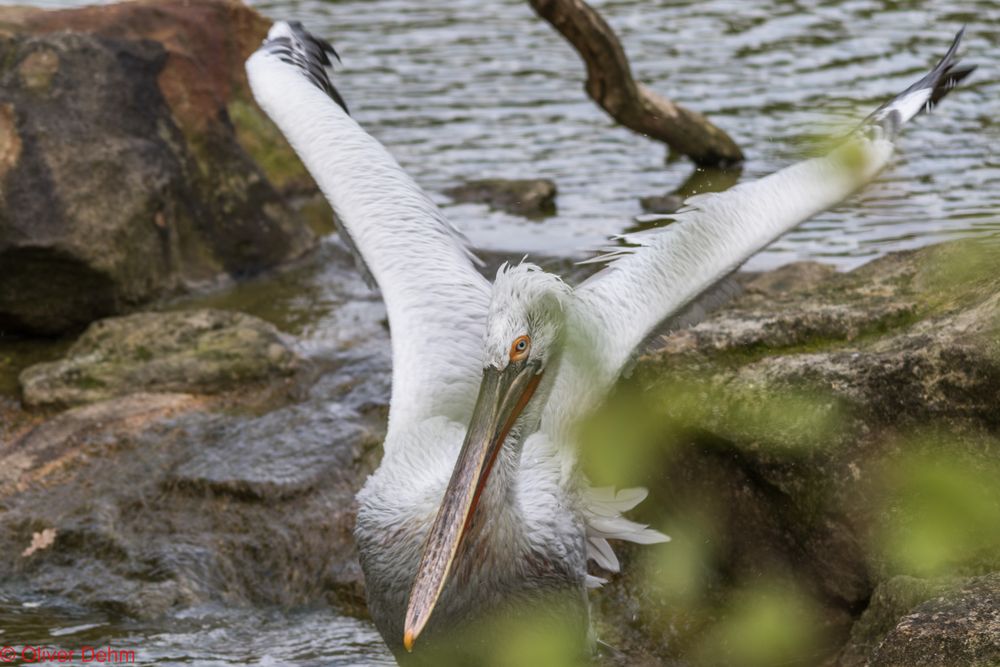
[482,262,571,372]
[403,262,571,650]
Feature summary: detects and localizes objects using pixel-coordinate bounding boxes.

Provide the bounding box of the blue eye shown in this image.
[510,335,531,358]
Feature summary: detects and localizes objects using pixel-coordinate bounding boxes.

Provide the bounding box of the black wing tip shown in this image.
[924,28,975,111]
[861,28,974,138]
[261,20,350,115]
[286,20,342,64]
[910,27,974,110]
[930,61,976,106]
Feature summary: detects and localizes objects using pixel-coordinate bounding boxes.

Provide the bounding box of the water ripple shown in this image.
[241,0,1000,271]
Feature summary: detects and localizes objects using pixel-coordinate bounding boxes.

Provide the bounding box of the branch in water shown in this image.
[528,0,744,167]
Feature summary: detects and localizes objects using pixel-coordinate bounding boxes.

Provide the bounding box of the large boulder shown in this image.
[1,241,389,620]
[0,1,318,335]
[840,575,966,666]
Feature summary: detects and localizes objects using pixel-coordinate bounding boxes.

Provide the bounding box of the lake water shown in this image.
[252,0,1000,270]
[7,0,999,270]
[0,598,395,665]
[1,0,998,664]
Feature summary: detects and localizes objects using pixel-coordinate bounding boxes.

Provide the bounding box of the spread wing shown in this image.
[571,29,973,387]
[246,21,491,439]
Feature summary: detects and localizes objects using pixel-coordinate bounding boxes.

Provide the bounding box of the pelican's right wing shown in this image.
[571,30,973,388]
[246,22,491,436]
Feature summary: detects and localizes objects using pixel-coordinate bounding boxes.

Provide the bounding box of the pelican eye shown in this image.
[510,335,531,361]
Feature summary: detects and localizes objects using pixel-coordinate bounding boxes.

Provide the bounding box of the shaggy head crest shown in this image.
[483,262,571,370]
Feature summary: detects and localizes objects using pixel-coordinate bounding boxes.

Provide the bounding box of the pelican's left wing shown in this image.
[246,22,491,435]
[570,30,973,389]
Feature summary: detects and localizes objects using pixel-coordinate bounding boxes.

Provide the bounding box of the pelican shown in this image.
[246,22,973,664]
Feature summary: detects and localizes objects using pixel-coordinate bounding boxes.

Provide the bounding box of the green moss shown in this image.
[228,98,311,192]
[918,240,1000,313]
[712,306,926,366]
[74,374,107,390]
[0,41,18,74]
[19,49,59,93]
[293,194,336,237]
[0,335,73,397]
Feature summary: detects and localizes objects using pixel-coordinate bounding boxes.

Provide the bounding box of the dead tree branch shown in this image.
[528,0,744,167]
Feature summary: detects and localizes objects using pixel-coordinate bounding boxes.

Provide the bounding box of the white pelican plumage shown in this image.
[246,22,973,664]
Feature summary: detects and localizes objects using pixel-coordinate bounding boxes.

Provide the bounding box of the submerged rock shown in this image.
[444,178,557,217]
[638,193,683,214]
[0,1,316,335]
[19,309,299,408]
[638,167,742,216]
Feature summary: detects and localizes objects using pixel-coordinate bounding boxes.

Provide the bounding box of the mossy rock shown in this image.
[869,573,1000,667]
[839,575,965,666]
[19,309,300,408]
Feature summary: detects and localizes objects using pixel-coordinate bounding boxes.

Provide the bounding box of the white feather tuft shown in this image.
[583,486,669,575]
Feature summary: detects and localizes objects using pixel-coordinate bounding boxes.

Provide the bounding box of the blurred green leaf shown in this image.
[919,240,1000,309]
[487,601,586,667]
[578,384,670,486]
[648,376,844,454]
[645,511,720,606]
[692,579,824,667]
[876,444,1000,576]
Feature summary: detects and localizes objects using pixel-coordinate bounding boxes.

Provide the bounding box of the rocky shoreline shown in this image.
[1,2,997,666]
[3,240,997,666]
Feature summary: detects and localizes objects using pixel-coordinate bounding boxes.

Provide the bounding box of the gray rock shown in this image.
[0,7,315,335]
[169,402,371,500]
[0,392,204,499]
[19,309,299,408]
[444,178,557,217]
[742,261,838,297]
[1,361,385,618]
[839,576,964,666]
[869,573,1000,667]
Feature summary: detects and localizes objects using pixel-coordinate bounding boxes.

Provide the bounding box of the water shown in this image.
[249,0,999,270]
[2,1,999,663]
[0,599,394,666]
[7,0,999,268]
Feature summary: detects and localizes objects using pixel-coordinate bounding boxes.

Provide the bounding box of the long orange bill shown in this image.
[402,359,543,651]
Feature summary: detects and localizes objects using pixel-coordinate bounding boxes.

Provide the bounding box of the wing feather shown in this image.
[569,29,972,390]
[246,22,491,439]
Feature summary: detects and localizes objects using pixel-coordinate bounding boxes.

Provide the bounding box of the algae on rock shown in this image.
[19,309,299,408]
